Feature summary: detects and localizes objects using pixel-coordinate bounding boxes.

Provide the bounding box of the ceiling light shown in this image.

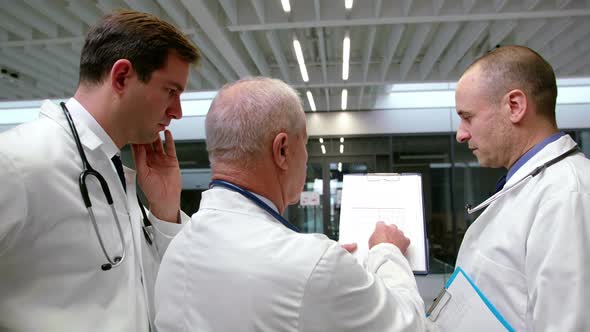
[293,38,309,82]
[342,31,350,80]
[345,0,353,10]
[340,144,344,154]
[338,162,342,172]
[281,0,291,13]
[321,144,326,154]
[340,137,344,143]
[319,138,324,143]
[341,89,348,110]
[306,90,316,111]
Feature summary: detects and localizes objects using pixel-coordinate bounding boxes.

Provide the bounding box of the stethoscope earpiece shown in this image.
[100,256,122,271]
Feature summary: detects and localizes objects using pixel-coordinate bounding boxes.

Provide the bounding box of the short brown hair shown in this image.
[465,45,557,123]
[79,9,200,84]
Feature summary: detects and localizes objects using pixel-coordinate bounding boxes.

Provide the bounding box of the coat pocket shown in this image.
[471,251,527,330]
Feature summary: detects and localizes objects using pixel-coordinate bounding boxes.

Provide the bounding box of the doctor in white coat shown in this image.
[454,45,590,331]
[0,10,200,331]
[155,77,431,331]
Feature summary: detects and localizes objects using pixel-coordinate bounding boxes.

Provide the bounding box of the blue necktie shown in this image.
[111,155,126,193]
[494,174,507,193]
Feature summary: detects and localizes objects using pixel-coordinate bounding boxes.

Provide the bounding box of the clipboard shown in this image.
[338,173,429,274]
[427,267,514,331]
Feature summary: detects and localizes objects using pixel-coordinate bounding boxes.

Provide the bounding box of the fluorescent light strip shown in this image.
[319,137,324,143]
[293,38,309,82]
[342,31,350,80]
[338,162,342,172]
[340,144,344,154]
[306,90,316,111]
[281,0,291,12]
[321,144,326,154]
[341,89,348,110]
[345,0,353,9]
[340,137,344,143]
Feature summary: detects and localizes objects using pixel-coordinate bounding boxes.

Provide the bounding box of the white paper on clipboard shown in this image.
[427,267,514,331]
[338,173,428,274]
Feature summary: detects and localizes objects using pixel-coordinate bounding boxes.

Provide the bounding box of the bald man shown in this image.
[454,45,590,330]
[154,77,431,331]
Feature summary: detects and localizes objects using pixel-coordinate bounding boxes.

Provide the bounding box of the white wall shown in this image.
[2,80,589,138]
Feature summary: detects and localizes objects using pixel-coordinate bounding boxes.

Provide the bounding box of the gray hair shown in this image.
[205,77,305,166]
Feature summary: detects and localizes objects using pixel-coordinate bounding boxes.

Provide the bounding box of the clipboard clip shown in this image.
[366,173,400,181]
[426,287,452,322]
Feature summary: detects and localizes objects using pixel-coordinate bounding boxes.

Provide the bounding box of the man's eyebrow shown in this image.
[167,81,185,92]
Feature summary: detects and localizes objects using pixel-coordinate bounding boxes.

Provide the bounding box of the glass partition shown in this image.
[123,129,590,275]
[288,162,324,233]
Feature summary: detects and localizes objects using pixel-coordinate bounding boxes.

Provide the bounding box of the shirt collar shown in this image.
[210,186,279,214]
[65,97,120,159]
[251,192,279,213]
[507,131,565,181]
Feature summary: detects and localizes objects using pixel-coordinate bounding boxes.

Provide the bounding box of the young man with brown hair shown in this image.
[0,10,200,331]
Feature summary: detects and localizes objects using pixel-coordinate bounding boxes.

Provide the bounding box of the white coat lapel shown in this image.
[39,100,130,213]
[504,135,577,188]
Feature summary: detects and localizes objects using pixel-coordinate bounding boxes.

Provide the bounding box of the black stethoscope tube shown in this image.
[60,102,153,271]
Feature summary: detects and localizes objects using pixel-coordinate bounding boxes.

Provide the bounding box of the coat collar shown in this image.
[39,99,134,202]
[505,134,578,188]
[39,98,119,158]
[200,187,284,227]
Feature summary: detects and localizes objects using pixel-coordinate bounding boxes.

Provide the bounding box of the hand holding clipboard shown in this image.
[338,173,428,274]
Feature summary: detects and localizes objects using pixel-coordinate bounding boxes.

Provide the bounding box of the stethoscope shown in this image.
[209,180,300,233]
[465,144,580,214]
[60,102,154,271]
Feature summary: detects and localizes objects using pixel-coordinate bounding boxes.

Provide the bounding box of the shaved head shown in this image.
[463,45,557,123]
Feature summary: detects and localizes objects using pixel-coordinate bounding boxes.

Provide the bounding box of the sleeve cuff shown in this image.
[148,210,189,238]
[365,242,416,289]
[369,242,403,255]
[365,242,404,266]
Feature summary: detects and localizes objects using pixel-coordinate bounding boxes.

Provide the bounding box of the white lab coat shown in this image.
[456,135,590,331]
[155,187,431,332]
[0,100,188,331]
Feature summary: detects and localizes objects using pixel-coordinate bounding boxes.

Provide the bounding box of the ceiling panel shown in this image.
[0,0,589,112]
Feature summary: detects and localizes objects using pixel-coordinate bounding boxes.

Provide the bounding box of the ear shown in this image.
[272,132,289,171]
[110,59,134,95]
[505,89,527,124]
